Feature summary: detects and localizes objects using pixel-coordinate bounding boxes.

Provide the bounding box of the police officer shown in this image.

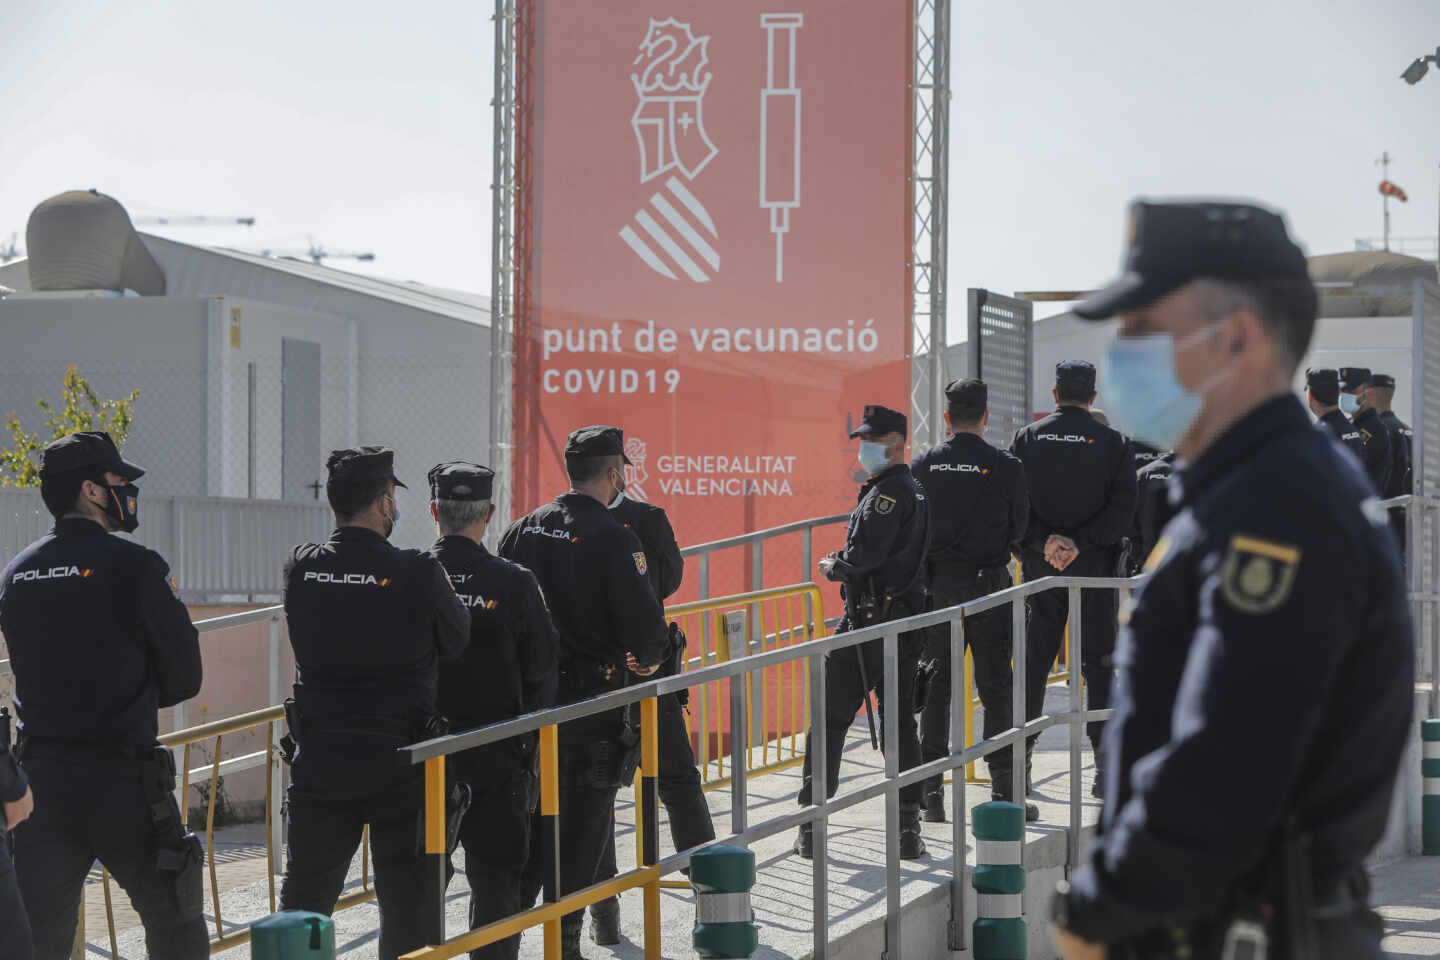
[1133,451,1178,571]
[793,405,930,860]
[1011,361,1137,796]
[0,432,206,957]
[910,380,1035,823]
[588,491,714,947]
[1369,373,1414,551]
[279,447,469,960]
[498,425,669,960]
[0,712,32,960]
[1306,368,1366,461]
[1130,439,1165,470]
[1048,199,1412,960]
[425,462,559,960]
[1339,367,1391,493]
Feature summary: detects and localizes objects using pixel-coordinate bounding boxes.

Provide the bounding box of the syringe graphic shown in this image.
[760,13,803,283]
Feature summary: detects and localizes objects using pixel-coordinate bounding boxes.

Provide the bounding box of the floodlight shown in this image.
[1401,57,1429,85]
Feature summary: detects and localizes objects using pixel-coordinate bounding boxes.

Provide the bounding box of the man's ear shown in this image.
[428,501,439,522]
[485,503,497,524]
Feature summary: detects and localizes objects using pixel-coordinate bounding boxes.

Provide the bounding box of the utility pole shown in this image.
[1378,151,1392,251]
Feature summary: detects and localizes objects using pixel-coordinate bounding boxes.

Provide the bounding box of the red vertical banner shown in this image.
[516,1,914,600]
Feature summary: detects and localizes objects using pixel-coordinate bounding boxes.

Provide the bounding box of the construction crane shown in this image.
[249,236,376,266]
[133,214,256,227]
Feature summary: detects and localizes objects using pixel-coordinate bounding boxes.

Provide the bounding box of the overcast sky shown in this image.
[3,0,1437,334]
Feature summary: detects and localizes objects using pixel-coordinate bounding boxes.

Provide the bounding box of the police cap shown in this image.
[1371,373,1397,390]
[428,461,494,501]
[326,446,407,488]
[1338,367,1371,392]
[1056,360,1097,393]
[848,404,907,439]
[565,425,632,464]
[945,378,987,410]
[1306,367,1340,406]
[1074,199,1309,320]
[40,431,145,481]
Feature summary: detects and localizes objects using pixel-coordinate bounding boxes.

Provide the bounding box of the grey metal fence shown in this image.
[0,490,331,600]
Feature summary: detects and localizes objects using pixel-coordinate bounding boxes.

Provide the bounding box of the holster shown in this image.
[280,698,302,766]
[911,656,942,714]
[417,780,473,857]
[142,745,204,921]
[663,622,690,708]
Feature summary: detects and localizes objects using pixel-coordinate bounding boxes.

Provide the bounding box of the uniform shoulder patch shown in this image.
[168,576,180,598]
[875,493,897,515]
[633,552,648,576]
[1219,534,1300,615]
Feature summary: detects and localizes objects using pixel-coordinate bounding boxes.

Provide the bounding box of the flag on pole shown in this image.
[1379,180,1409,202]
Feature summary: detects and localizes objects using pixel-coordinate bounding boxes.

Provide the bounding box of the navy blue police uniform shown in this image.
[424,462,559,960]
[0,716,29,960]
[909,379,1030,818]
[795,405,931,857]
[1129,439,1165,470]
[497,426,670,953]
[1133,452,1178,573]
[1373,373,1414,552]
[1051,200,1413,959]
[1340,367,1391,494]
[1010,363,1137,768]
[0,432,206,958]
[1307,367,1367,463]
[589,494,714,945]
[278,447,469,960]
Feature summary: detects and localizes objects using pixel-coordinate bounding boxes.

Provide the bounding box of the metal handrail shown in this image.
[678,513,849,557]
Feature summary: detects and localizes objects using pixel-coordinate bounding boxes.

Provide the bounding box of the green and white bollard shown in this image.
[1424,718,1440,855]
[692,844,759,958]
[972,800,1026,960]
[251,910,335,959]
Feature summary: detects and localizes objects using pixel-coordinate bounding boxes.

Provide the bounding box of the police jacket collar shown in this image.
[433,534,489,557]
[946,432,987,448]
[52,516,108,537]
[861,462,910,492]
[1056,405,1093,417]
[1174,394,1308,507]
[558,490,608,511]
[329,525,389,544]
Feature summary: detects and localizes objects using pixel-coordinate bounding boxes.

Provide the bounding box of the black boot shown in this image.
[793,822,813,859]
[899,811,927,859]
[562,914,586,960]
[1025,742,1035,795]
[921,787,945,823]
[992,786,1040,822]
[589,896,620,946]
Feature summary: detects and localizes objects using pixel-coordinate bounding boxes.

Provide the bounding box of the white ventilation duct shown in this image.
[26,189,165,295]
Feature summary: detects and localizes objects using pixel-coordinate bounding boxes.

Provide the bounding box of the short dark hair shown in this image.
[1196,275,1316,373]
[566,453,622,485]
[1055,381,1094,405]
[40,468,98,519]
[947,403,985,428]
[328,473,392,521]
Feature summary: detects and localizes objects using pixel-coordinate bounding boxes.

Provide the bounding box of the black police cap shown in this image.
[1074,199,1310,320]
[326,446,407,488]
[849,404,907,439]
[1371,373,1397,390]
[564,425,632,464]
[428,461,494,501]
[1338,367,1371,391]
[1055,360,1096,392]
[40,431,144,481]
[945,378,987,409]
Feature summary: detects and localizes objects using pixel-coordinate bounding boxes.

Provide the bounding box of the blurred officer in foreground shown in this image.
[1011,361,1137,797]
[910,379,1035,822]
[1306,368,1366,461]
[1049,200,1412,960]
[588,490,714,947]
[280,447,469,959]
[499,426,669,960]
[1339,367,1391,493]
[0,432,205,957]
[1369,373,1414,551]
[794,405,930,860]
[0,703,32,960]
[426,462,558,960]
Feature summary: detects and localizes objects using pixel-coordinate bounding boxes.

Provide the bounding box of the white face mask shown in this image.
[857,441,890,476]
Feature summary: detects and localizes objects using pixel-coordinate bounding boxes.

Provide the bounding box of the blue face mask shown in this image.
[857,441,890,476]
[1338,392,1361,415]
[1102,331,1215,450]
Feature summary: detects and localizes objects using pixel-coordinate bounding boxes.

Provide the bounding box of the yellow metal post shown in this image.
[640,696,661,960]
[423,755,447,945]
[540,725,560,960]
